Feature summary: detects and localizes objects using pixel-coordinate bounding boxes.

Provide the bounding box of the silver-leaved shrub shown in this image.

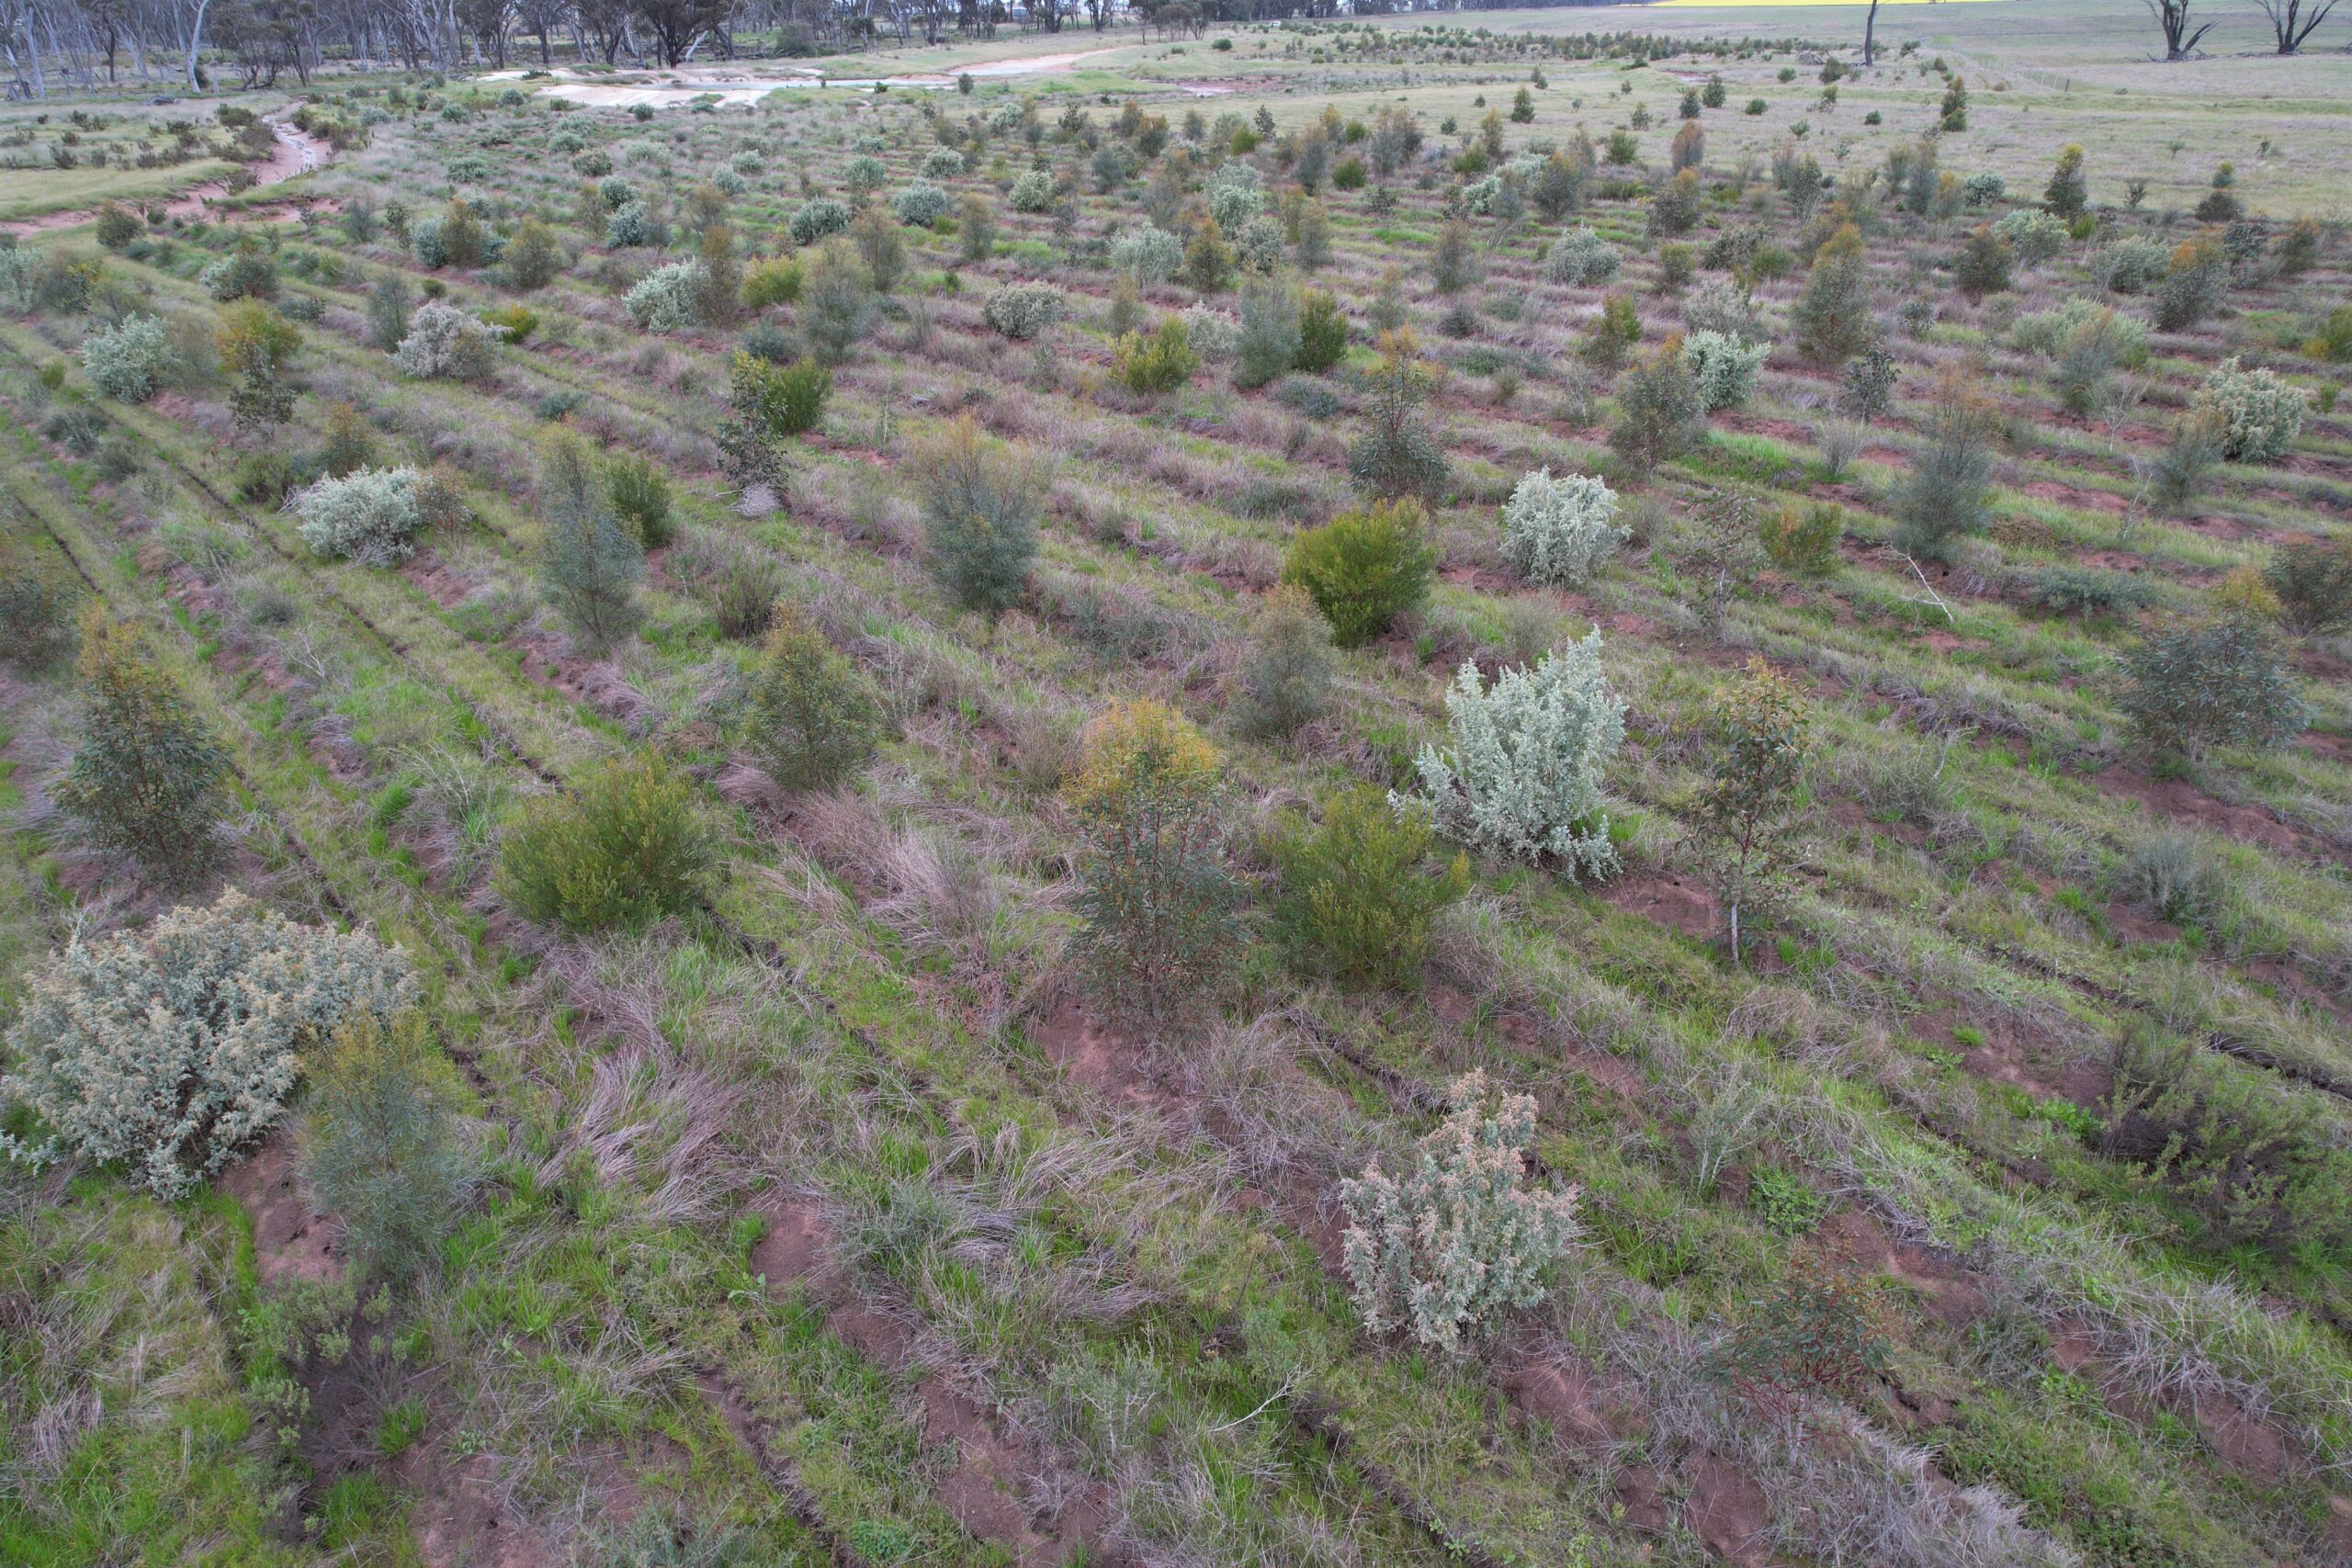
[1,891,416,1198]
[1499,468,1624,587]
[1340,1069,1581,1351]
[293,467,426,565]
[1396,632,1625,877]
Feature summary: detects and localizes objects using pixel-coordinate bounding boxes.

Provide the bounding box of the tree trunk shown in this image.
[184,0,210,88]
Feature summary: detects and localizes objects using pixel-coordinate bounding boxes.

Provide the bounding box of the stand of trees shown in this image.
[0,0,1654,89]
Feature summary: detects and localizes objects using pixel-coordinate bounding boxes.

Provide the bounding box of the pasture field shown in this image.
[3,6,2352,1565]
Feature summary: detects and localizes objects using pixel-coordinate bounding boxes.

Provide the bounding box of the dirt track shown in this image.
[1,110,328,235]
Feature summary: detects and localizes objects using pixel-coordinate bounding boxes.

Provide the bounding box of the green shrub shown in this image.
[1579,289,1641,372]
[2118,614,2305,758]
[717,350,828,487]
[1608,335,1705,477]
[2264,532,2352,633]
[1231,583,1335,739]
[300,1011,475,1282]
[365,273,413,352]
[2017,564,2155,619]
[1792,224,1872,364]
[2103,1028,2352,1257]
[747,606,884,791]
[1758,499,1842,577]
[1891,373,1996,561]
[502,218,564,290]
[919,415,1039,617]
[799,241,874,367]
[1347,332,1450,502]
[1295,288,1349,372]
[53,610,228,884]
[605,452,674,549]
[1340,1069,1580,1351]
[1713,1256,1889,1404]
[0,571,76,670]
[2154,239,2227,332]
[0,891,415,1199]
[1065,700,1240,1024]
[2148,408,2226,514]
[1233,277,1300,389]
[1272,786,1468,987]
[2116,829,2231,929]
[537,431,644,649]
[742,255,805,310]
[94,203,140,250]
[200,247,277,301]
[499,753,716,931]
[1111,222,1184,284]
[1690,658,1811,957]
[1109,317,1197,395]
[1280,498,1436,648]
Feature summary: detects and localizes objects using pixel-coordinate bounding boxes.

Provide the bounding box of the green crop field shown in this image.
[3,3,2351,1564]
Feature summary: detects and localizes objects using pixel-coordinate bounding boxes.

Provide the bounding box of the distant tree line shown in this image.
[0,0,1663,94]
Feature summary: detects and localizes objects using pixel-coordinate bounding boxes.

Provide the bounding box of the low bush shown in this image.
[981,282,1067,340]
[747,605,885,791]
[1544,226,1619,286]
[624,259,710,332]
[1109,317,1196,395]
[1272,786,1468,988]
[2116,829,2232,929]
[0,891,414,1199]
[2264,533,2352,633]
[300,1011,475,1282]
[293,467,426,565]
[892,179,950,227]
[498,753,716,931]
[1065,699,1239,1024]
[1399,633,1624,876]
[2118,614,2305,758]
[1280,499,1437,648]
[1340,1069,1580,1351]
[80,311,172,401]
[1499,468,1623,587]
[1008,170,1056,212]
[2193,357,2309,464]
[1231,583,1335,739]
[789,197,850,246]
[394,301,503,381]
[1110,223,1184,284]
[1681,328,1768,411]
